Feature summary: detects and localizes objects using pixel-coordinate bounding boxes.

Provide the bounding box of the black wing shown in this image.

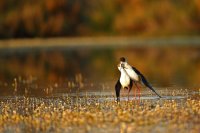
[132,67,161,98]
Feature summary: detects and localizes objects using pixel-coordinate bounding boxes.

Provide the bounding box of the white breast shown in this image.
[119,68,130,88]
[125,68,139,81]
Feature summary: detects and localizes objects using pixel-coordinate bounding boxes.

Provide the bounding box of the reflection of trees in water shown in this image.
[0,47,199,87]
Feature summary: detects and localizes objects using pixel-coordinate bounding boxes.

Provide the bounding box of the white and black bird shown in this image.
[115,57,161,102]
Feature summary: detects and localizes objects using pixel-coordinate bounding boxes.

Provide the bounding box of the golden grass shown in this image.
[0,92,199,133]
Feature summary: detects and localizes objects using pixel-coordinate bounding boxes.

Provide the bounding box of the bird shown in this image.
[115,57,161,102]
[116,63,133,101]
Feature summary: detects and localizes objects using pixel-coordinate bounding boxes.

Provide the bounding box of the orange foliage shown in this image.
[0,0,200,38]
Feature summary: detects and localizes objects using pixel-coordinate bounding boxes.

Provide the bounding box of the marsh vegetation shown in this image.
[0,86,199,133]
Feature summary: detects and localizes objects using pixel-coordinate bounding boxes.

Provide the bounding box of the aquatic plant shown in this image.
[0,91,199,133]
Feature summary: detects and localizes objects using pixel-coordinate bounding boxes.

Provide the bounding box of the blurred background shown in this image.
[0,0,200,95]
[0,0,200,38]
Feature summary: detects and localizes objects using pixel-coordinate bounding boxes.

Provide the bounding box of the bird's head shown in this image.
[119,57,127,68]
[120,57,126,63]
[121,63,125,68]
[117,62,125,69]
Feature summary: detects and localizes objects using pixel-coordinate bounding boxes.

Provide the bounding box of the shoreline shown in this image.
[0,36,200,49]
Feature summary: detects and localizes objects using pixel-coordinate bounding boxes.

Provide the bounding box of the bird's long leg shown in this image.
[135,83,140,100]
[128,87,131,101]
[134,82,140,102]
[134,82,137,100]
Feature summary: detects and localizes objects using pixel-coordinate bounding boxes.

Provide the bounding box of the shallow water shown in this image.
[0,46,200,87]
[0,84,198,101]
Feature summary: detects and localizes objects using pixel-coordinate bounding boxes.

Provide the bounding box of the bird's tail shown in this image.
[140,74,161,98]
